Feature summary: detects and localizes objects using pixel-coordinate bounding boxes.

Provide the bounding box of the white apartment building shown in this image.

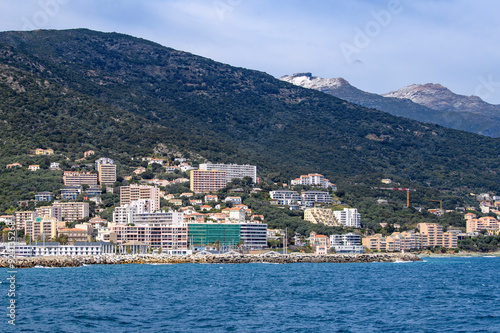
[291,173,335,190]
[269,190,300,206]
[239,223,268,249]
[329,233,363,253]
[333,208,361,228]
[300,191,334,206]
[199,163,257,183]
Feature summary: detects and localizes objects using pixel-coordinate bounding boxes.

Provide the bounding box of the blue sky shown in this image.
[1,0,500,103]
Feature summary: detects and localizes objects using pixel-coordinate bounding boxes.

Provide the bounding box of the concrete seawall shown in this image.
[0,253,421,268]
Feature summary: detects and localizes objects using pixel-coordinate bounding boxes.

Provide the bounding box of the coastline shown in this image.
[0,252,421,268]
[416,250,500,257]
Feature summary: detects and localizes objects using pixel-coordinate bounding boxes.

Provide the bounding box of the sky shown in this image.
[1,0,500,104]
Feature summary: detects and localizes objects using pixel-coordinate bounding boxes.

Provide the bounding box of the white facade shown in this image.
[291,173,335,189]
[270,190,300,205]
[239,223,267,249]
[1,242,116,257]
[95,157,114,170]
[199,163,257,183]
[333,208,361,228]
[300,191,334,206]
[329,233,363,253]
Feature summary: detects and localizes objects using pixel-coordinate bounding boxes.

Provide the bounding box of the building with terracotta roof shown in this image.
[291,173,334,189]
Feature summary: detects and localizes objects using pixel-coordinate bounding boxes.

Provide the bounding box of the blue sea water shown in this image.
[1,257,500,332]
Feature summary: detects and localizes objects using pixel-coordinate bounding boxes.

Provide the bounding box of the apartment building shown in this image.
[269,190,300,205]
[25,217,60,241]
[61,186,82,200]
[330,233,363,253]
[333,208,361,228]
[239,223,267,249]
[199,163,257,183]
[15,211,37,230]
[98,163,117,185]
[291,173,335,189]
[35,192,53,202]
[466,216,499,233]
[58,228,91,243]
[362,234,387,252]
[35,206,62,221]
[52,202,90,222]
[190,170,227,193]
[120,185,160,211]
[304,207,340,227]
[95,157,114,170]
[110,223,188,252]
[63,171,98,186]
[309,231,329,254]
[301,191,334,206]
[418,223,457,248]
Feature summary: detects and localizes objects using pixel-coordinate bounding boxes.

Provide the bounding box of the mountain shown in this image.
[383,83,500,116]
[1,29,500,195]
[280,73,500,137]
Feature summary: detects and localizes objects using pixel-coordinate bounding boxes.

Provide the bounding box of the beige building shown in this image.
[304,207,340,227]
[98,163,117,185]
[25,216,61,241]
[466,216,499,233]
[35,206,62,221]
[120,184,160,212]
[418,223,457,248]
[190,170,227,193]
[58,228,91,243]
[15,211,37,230]
[63,171,98,186]
[52,202,90,222]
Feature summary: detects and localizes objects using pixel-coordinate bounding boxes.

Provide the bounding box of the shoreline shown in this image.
[416,251,500,257]
[0,252,421,268]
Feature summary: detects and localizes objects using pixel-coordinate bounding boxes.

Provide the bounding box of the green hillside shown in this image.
[0,29,499,215]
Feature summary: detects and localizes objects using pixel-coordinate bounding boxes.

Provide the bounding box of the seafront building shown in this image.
[199,163,257,183]
[187,222,267,249]
[1,242,116,257]
[418,223,458,248]
[329,233,363,253]
[466,216,500,233]
[363,226,457,252]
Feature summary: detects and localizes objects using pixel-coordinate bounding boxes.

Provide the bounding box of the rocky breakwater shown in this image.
[0,252,421,268]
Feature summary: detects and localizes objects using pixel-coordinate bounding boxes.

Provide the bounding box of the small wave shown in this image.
[34,265,57,269]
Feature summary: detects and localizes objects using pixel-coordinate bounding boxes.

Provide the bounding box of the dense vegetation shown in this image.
[0,29,500,233]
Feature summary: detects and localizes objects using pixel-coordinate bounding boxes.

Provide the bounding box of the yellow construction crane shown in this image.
[427,199,443,214]
[373,187,416,207]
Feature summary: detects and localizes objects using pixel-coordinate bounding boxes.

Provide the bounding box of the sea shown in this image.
[1,256,499,332]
